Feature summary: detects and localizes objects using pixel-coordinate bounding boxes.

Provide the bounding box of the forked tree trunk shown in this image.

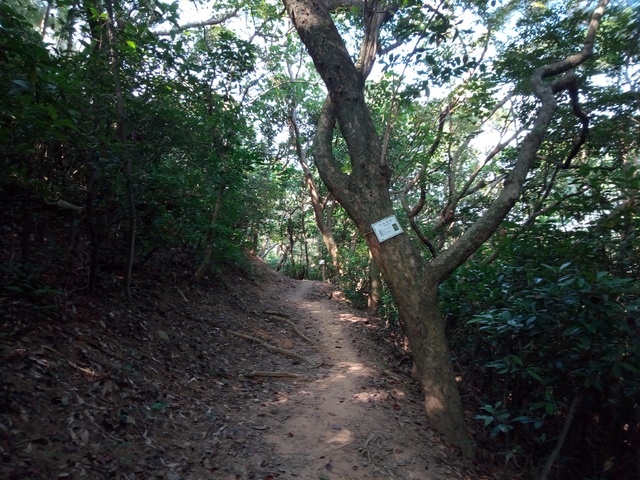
[282,0,608,457]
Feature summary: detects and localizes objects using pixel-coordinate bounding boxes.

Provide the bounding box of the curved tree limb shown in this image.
[430,0,609,284]
[565,83,590,165]
[284,0,391,191]
[155,10,238,36]
[554,79,590,168]
[401,190,438,258]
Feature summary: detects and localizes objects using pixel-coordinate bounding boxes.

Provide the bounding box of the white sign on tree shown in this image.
[371,215,403,243]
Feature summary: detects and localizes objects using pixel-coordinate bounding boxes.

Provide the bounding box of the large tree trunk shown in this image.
[281,0,608,456]
[352,188,472,453]
[396,281,467,452]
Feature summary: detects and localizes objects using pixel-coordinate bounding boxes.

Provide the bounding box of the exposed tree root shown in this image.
[245,370,306,379]
[264,310,315,344]
[228,330,318,366]
[263,310,289,318]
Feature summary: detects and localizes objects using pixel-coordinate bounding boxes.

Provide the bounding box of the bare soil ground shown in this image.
[1,255,476,479]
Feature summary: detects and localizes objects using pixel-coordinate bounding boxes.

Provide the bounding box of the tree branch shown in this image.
[563,80,590,167]
[430,0,609,283]
[155,10,238,36]
[401,189,438,258]
[355,0,397,79]
[540,394,584,480]
[403,106,450,194]
[314,98,351,202]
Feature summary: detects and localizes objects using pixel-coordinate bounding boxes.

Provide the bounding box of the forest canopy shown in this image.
[1,0,638,478]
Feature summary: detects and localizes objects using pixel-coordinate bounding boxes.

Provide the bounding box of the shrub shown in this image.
[468,262,640,478]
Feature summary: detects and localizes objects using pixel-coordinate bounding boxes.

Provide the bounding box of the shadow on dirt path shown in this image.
[0,257,473,479]
[249,279,466,480]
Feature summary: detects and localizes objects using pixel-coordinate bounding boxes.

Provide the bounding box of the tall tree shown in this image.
[281,0,609,454]
[103,0,136,298]
[289,110,342,274]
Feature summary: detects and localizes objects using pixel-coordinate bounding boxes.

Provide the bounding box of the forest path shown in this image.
[0,257,471,479]
[242,278,464,480]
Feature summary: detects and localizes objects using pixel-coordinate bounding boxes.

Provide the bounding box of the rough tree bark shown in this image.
[368,251,381,319]
[281,0,608,455]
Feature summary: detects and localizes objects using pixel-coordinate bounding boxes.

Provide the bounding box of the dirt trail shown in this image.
[0,260,471,479]
[248,279,464,480]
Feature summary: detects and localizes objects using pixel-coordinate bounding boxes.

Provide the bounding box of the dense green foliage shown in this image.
[443,241,640,475]
[1,0,268,295]
[1,0,639,478]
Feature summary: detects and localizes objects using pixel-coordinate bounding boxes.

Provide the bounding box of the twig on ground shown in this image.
[176,287,189,302]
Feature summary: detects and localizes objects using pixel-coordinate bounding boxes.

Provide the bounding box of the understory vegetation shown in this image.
[1,0,638,478]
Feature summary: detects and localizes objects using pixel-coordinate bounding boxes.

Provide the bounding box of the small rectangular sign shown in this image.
[371,215,403,243]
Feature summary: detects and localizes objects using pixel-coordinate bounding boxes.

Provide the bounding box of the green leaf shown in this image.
[563,325,581,336]
[526,368,543,382]
[619,362,639,374]
[10,79,31,93]
[545,402,557,415]
[47,104,58,120]
[151,401,168,412]
[511,355,524,366]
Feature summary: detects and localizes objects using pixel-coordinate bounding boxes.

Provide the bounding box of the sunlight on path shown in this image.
[261,280,449,480]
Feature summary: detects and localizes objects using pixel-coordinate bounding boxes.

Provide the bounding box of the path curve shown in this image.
[251,279,464,480]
